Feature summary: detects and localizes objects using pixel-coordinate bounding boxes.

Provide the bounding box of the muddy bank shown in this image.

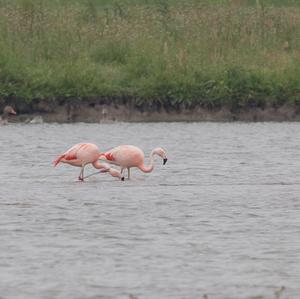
[3,98,300,123]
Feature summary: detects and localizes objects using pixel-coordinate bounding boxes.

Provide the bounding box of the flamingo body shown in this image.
[54,143,99,167]
[54,143,124,181]
[104,145,145,168]
[100,145,167,179]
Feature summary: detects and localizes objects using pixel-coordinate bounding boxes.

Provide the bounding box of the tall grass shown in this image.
[0,0,299,109]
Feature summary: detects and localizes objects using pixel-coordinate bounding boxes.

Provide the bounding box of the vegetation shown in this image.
[0,0,299,110]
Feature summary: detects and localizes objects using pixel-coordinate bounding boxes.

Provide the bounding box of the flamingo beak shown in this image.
[121,177,125,181]
[11,109,17,115]
[163,158,168,165]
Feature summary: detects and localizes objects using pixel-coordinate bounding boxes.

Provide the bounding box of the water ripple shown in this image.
[0,122,300,299]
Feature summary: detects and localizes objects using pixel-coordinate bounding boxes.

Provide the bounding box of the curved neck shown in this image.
[93,160,105,169]
[138,150,155,173]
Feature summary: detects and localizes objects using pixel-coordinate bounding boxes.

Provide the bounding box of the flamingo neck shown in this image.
[138,150,155,173]
[93,160,105,169]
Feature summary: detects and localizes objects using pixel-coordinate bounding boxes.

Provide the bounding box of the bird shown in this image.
[0,105,16,125]
[53,143,124,181]
[99,145,167,179]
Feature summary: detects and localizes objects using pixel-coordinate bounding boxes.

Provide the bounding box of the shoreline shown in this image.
[0,2,299,123]
[4,99,300,123]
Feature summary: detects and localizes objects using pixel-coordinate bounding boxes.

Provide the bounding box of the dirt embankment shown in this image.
[4,98,300,123]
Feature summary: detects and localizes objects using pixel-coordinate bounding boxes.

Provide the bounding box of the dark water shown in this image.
[0,122,299,299]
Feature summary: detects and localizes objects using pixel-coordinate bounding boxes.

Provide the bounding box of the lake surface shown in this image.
[0,122,299,299]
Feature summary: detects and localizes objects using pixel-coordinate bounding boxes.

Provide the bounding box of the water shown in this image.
[0,122,299,299]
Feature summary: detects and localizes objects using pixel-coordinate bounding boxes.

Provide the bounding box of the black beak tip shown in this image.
[121,177,125,181]
[163,158,168,165]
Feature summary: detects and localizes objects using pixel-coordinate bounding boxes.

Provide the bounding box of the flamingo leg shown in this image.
[127,168,130,179]
[78,164,86,181]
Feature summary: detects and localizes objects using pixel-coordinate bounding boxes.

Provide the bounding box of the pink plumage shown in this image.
[53,143,124,181]
[99,145,168,179]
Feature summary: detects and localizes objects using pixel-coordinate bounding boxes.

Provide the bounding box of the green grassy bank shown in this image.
[0,0,299,111]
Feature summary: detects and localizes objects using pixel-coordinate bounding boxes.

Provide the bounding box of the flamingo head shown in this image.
[153,147,168,165]
[101,162,124,181]
[3,105,16,115]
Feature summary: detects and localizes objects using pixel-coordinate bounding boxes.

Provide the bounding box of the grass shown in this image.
[0,0,299,110]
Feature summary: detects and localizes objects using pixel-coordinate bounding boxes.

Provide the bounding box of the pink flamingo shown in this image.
[99,145,168,179]
[53,143,124,181]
